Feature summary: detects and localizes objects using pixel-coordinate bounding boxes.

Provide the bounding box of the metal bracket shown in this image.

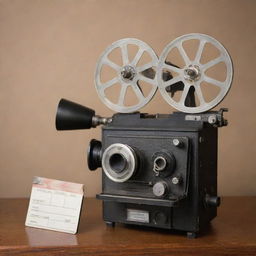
[185,108,228,127]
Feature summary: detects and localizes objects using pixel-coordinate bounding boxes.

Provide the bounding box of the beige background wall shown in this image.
[0,0,255,197]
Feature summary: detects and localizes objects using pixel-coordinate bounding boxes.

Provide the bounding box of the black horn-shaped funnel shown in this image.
[56,99,95,130]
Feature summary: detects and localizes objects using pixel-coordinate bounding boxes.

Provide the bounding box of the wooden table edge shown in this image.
[1,243,256,256]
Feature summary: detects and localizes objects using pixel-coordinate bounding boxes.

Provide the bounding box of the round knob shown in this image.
[205,195,221,207]
[153,182,168,197]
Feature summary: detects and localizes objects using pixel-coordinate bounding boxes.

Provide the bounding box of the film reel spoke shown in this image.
[103,57,120,71]
[132,82,145,102]
[195,85,206,105]
[163,63,182,75]
[118,83,128,106]
[177,43,191,66]
[100,77,119,90]
[194,40,206,63]
[131,48,144,66]
[120,44,129,66]
[203,76,224,88]
[137,74,156,85]
[137,62,155,73]
[179,85,191,105]
[157,33,233,113]
[95,38,158,113]
[163,76,183,88]
[202,56,224,71]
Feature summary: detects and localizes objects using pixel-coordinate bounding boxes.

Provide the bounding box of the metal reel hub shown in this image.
[184,65,201,82]
[120,65,136,81]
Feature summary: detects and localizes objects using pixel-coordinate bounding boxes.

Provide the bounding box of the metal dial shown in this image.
[157,33,233,113]
[153,181,167,197]
[95,38,158,113]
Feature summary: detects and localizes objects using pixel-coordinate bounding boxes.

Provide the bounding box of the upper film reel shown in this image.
[157,33,233,113]
[95,38,158,113]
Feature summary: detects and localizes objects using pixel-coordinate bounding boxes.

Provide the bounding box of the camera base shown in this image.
[187,232,198,239]
[105,221,115,227]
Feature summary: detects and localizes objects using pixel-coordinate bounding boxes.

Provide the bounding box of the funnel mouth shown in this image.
[55,99,95,130]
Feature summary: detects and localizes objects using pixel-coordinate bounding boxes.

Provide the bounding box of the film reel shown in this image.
[157,33,233,113]
[95,38,158,113]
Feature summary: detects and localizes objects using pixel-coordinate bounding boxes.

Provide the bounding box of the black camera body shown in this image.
[55,34,233,237]
[93,111,224,237]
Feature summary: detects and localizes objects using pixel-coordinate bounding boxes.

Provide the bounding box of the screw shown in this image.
[173,139,182,147]
[172,177,179,185]
[208,115,217,124]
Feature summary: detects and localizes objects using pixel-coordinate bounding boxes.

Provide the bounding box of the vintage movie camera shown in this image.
[55,34,233,238]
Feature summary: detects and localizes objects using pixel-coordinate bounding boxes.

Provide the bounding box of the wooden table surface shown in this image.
[0,197,255,256]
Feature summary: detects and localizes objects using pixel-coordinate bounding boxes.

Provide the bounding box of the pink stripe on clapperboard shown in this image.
[32,177,84,194]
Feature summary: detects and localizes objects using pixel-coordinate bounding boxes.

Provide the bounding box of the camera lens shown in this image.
[109,153,127,173]
[102,143,138,183]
